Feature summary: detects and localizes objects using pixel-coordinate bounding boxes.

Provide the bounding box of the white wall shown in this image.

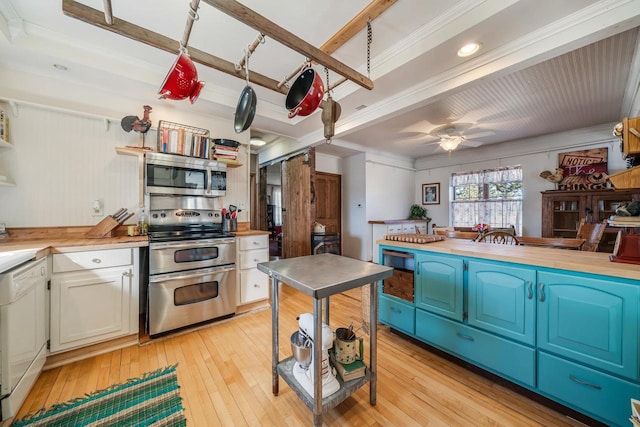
[316,152,342,175]
[0,69,250,228]
[342,154,367,259]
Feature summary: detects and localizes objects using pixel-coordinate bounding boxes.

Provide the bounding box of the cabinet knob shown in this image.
[92,258,102,264]
[123,271,133,278]
[254,284,260,288]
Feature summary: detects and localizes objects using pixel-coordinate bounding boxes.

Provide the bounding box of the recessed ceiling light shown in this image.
[457,42,482,57]
[53,64,68,71]
[250,137,266,146]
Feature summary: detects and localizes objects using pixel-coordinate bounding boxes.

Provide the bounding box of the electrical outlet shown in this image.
[92,199,104,217]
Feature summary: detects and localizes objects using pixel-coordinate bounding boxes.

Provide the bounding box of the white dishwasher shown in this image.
[0,256,47,421]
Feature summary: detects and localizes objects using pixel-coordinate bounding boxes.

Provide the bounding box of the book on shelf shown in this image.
[608,216,640,227]
[609,215,640,222]
[329,349,366,381]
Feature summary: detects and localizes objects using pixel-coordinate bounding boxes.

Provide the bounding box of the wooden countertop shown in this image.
[378,238,640,281]
[0,225,270,258]
[233,230,271,236]
[369,219,430,224]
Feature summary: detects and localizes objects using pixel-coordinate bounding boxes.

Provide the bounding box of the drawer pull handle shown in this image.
[456,332,474,342]
[123,271,133,278]
[569,375,602,390]
[390,307,402,314]
[538,282,545,302]
[253,241,259,245]
[92,258,102,264]
[527,281,533,299]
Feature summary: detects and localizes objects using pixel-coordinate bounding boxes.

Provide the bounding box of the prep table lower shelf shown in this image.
[277,356,371,412]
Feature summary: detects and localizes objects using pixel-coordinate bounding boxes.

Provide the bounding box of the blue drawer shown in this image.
[379,295,415,335]
[416,309,535,387]
[538,351,640,427]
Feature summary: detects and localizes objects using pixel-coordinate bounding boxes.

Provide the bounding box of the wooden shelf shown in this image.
[115,146,154,157]
[622,117,640,155]
[214,158,243,168]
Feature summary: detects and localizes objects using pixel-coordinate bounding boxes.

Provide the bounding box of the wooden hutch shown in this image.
[541,189,640,252]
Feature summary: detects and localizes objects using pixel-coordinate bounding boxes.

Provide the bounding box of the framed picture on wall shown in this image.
[422,183,440,205]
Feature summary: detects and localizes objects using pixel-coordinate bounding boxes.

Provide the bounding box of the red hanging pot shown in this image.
[285,65,324,118]
[158,52,205,104]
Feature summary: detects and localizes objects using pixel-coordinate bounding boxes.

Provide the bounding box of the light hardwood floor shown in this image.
[15,286,596,426]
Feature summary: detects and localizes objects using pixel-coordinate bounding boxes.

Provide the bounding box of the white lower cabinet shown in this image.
[49,248,139,353]
[237,235,269,304]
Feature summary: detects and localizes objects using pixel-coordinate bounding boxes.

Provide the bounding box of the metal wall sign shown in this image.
[557,148,609,191]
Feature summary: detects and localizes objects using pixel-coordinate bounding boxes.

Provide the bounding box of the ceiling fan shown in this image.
[422,123,494,152]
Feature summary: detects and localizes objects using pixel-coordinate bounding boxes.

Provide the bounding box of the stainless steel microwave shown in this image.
[145,152,227,197]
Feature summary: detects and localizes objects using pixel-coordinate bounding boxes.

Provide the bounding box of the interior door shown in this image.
[258,166,268,231]
[315,172,341,235]
[281,149,316,258]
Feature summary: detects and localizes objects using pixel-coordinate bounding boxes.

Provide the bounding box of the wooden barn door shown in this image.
[281,149,316,258]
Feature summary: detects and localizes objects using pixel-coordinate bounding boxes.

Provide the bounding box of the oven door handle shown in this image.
[149,265,236,283]
[150,238,235,250]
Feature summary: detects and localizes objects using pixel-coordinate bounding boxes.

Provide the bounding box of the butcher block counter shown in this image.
[376,237,639,427]
[0,226,148,260]
[378,238,638,280]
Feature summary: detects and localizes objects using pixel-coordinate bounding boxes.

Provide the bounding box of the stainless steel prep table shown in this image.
[257,253,393,427]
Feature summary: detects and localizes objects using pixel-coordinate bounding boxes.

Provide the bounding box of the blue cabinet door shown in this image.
[415,253,463,321]
[467,260,536,345]
[537,271,639,380]
[379,294,415,335]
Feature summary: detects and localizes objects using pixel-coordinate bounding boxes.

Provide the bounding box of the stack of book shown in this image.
[608,215,640,227]
[212,139,240,162]
[329,349,366,382]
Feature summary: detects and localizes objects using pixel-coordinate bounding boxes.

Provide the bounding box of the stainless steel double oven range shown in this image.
[145,153,235,337]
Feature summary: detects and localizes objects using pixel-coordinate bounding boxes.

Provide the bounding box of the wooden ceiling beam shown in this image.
[320,0,396,55]
[61,0,288,94]
[202,0,374,90]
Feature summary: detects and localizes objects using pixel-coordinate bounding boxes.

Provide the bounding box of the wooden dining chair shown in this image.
[576,218,607,252]
[475,230,520,245]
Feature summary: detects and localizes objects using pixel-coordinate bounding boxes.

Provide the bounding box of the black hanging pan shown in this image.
[234,52,257,133]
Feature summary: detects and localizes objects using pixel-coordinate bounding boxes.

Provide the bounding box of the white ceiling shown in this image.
[1,0,639,162]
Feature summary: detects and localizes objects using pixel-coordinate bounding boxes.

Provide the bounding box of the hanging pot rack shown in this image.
[62,0,395,94]
[235,32,266,72]
[180,0,201,51]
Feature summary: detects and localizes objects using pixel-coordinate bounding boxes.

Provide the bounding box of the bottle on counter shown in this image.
[138,207,149,235]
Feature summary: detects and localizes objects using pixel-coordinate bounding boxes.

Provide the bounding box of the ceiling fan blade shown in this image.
[464,130,494,139]
[462,139,484,147]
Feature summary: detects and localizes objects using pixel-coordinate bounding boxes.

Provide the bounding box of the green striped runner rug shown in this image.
[12,364,186,426]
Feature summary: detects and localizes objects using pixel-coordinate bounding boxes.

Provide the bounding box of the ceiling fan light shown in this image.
[439,136,464,151]
[457,42,482,57]
[250,137,266,146]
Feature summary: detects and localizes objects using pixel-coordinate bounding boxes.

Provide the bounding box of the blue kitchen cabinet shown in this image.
[414,253,463,321]
[467,260,536,346]
[537,271,639,380]
[379,294,415,335]
[379,241,640,426]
